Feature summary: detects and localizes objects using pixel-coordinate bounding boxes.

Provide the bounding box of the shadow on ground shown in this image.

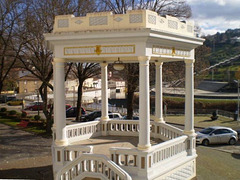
[0,165,53,180]
[232,153,240,159]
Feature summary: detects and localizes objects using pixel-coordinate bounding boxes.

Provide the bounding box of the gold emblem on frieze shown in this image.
[172,47,176,56]
[95,45,102,55]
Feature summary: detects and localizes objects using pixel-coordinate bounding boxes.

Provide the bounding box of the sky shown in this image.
[188,0,240,36]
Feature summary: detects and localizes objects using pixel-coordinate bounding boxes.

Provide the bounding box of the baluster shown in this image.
[101,162,104,174]
[116,154,119,165]
[89,160,93,172]
[134,155,137,167]
[95,160,98,172]
[125,154,128,166]
[75,165,79,176]
[108,168,111,179]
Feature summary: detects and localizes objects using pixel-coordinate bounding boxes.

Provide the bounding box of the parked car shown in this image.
[25,102,44,111]
[236,129,240,139]
[0,95,16,103]
[81,111,111,122]
[66,107,86,118]
[196,126,238,146]
[95,113,123,121]
[7,99,25,106]
[122,115,139,120]
[25,102,72,111]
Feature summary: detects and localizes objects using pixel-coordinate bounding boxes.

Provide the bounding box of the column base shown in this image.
[183,130,196,136]
[100,116,109,121]
[55,139,68,146]
[137,144,151,151]
[154,117,165,123]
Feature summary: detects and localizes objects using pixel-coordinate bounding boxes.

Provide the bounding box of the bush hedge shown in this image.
[149,96,237,112]
[9,110,17,115]
[0,107,7,112]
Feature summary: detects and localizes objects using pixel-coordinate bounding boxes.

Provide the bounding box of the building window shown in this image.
[116,89,121,93]
[34,81,37,85]
[24,80,27,85]
[24,89,27,93]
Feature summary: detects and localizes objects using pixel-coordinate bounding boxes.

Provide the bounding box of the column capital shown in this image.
[184,59,195,65]
[138,56,151,63]
[155,61,163,66]
[53,58,65,63]
[100,62,108,67]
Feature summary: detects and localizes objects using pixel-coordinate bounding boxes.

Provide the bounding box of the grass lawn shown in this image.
[0,116,46,135]
[196,146,240,180]
[162,115,240,130]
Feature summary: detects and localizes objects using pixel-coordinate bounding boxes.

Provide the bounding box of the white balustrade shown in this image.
[110,147,139,176]
[148,135,188,168]
[151,122,183,141]
[56,153,132,180]
[66,121,101,143]
[63,145,93,163]
[108,120,139,136]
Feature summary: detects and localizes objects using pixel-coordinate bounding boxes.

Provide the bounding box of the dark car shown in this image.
[0,95,16,103]
[123,115,139,120]
[66,107,86,118]
[81,111,111,122]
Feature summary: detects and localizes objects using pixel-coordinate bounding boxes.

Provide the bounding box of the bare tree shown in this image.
[101,0,192,118]
[70,63,101,121]
[101,0,191,18]
[0,0,25,94]
[17,0,97,133]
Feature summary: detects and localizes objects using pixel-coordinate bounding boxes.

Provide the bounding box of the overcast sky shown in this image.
[188,0,240,35]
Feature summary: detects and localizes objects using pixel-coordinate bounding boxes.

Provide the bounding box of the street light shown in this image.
[72,86,76,107]
[238,80,239,121]
[234,80,240,121]
[36,89,40,116]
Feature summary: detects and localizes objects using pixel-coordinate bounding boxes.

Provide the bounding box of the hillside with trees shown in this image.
[203,28,240,65]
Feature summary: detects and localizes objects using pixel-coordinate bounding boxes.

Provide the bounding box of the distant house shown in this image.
[18,74,41,94]
[108,78,126,99]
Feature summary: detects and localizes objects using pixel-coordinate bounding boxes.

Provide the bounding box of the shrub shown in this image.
[34,115,41,121]
[21,111,28,118]
[0,107,7,112]
[9,110,17,115]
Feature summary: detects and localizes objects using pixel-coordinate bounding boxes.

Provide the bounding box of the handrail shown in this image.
[65,121,101,143]
[56,153,132,180]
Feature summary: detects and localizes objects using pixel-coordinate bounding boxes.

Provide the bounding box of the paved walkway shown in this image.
[0,124,53,179]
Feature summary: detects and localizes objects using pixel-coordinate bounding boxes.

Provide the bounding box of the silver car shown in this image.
[196,126,238,146]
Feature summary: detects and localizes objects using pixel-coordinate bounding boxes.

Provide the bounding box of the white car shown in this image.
[95,113,123,121]
[196,126,238,146]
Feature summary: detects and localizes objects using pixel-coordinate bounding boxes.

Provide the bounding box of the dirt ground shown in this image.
[0,124,53,180]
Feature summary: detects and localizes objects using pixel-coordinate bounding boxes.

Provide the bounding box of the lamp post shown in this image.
[72,86,76,107]
[235,69,240,121]
[36,89,40,116]
[238,80,239,121]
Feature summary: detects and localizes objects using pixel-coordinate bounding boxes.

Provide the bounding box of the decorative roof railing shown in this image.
[53,10,195,37]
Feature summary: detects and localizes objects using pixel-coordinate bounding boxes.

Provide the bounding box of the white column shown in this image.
[100,62,109,120]
[155,61,164,123]
[53,58,67,146]
[184,59,196,156]
[138,56,151,150]
[100,62,109,136]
